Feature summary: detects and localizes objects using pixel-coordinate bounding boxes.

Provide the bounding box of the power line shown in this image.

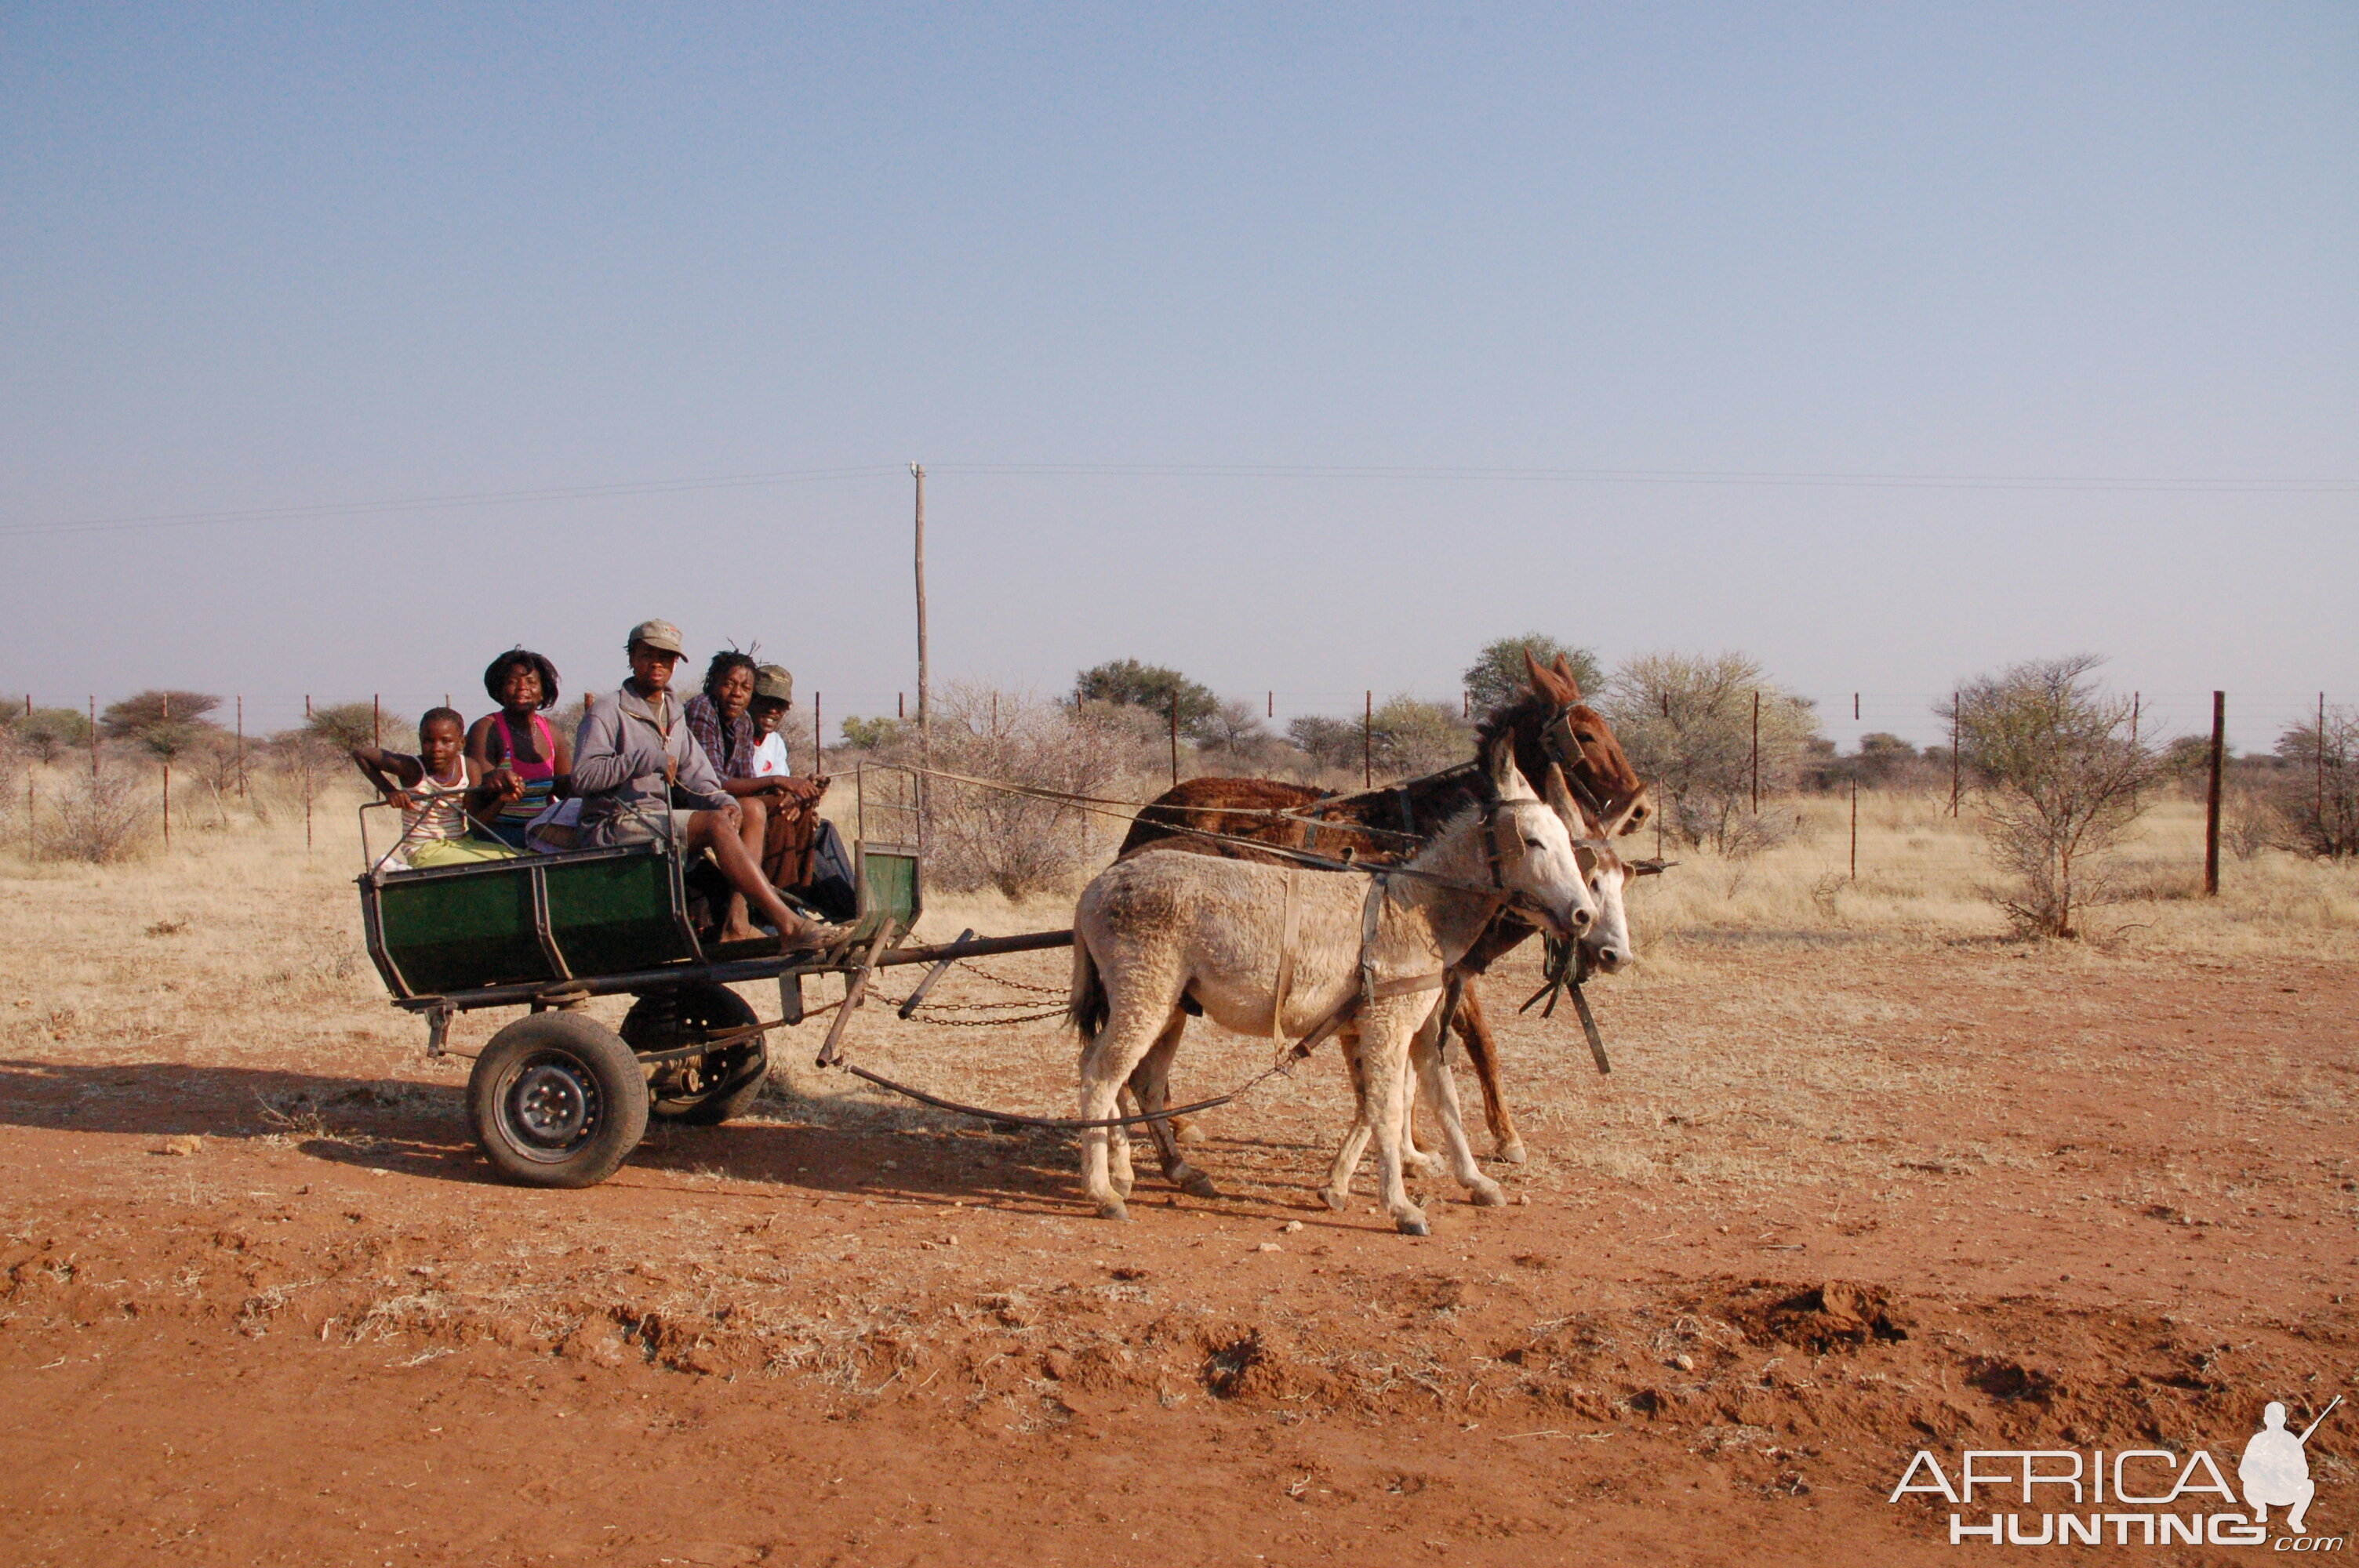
[0,464,903,539]
[929,461,2359,492]
[7,459,2351,541]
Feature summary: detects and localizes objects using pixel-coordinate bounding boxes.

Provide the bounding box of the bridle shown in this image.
[1538,702,1651,835]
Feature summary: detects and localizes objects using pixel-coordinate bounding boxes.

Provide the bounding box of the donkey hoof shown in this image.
[1174,1122,1209,1147]
[1180,1171,1222,1200]
[1096,1200,1131,1222]
[1498,1139,1529,1166]
[1470,1181,1507,1208]
[1394,1214,1431,1237]
[1319,1187,1350,1213]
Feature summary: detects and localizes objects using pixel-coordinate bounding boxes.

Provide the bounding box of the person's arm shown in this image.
[349,746,423,801]
[568,699,646,795]
[459,757,522,823]
[463,714,502,771]
[669,728,735,811]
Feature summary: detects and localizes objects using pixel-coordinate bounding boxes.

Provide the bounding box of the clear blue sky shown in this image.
[4,3,2353,747]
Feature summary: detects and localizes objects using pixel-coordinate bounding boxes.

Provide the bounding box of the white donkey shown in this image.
[1068,741,1599,1234]
[1329,772,1637,1210]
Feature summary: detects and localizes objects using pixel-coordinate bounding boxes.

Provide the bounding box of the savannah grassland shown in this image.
[2,765,2355,1566]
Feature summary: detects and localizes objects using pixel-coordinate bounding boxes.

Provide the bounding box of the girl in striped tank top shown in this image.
[465,649,575,849]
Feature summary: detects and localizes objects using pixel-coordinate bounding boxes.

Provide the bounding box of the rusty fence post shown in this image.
[2205,690,2225,896]
[1849,778,1859,881]
[1950,695,1961,818]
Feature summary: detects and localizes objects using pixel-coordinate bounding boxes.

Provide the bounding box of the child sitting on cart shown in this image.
[351,708,522,869]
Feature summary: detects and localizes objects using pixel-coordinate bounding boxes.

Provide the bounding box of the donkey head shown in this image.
[1521,648,1653,838]
[1484,737,1599,940]
[1541,764,1635,974]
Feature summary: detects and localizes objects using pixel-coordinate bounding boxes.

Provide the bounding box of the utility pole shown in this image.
[235,695,245,797]
[160,691,171,850]
[1750,691,1761,813]
[2205,690,2225,896]
[1364,691,1373,789]
[2320,692,2329,829]
[911,463,931,847]
[1169,699,1180,786]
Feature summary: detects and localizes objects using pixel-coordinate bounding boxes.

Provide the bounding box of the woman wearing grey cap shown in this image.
[570,619,819,949]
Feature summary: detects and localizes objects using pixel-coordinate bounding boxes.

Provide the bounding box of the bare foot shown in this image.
[718,922,765,947]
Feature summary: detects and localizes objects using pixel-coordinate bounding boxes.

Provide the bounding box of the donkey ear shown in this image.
[1488,734,1536,800]
[1550,652,1584,700]
[1519,646,1557,698]
[1541,761,1597,836]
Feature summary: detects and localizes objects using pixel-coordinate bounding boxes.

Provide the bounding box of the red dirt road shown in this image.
[4,942,2354,1565]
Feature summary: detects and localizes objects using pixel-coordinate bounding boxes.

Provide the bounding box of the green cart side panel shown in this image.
[374,869,554,996]
[853,848,921,946]
[543,853,697,977]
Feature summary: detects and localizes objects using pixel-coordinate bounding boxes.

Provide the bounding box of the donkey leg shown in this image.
[1361,1017,1430,1236]
[1454,987,1526,1164]
[1318,1032,1374,1212]
[1079,1001,1183,1222]
[1110,1087,1140,1199]
[1411,1009,1506,1207]
[1133,1014,1219,1198]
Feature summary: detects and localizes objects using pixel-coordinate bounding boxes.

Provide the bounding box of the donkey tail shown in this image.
[1069,932,1108,1040]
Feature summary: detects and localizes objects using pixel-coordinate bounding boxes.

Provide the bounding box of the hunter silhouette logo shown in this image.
[1888,1395,2343,1548]
[2245,1397,2339,1535]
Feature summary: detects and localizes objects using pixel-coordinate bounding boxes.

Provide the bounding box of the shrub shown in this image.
[1369,695,1472,777]
[1463,636,1602,719]
[925,684,1135,897]
[42,771,153,863]
[1601,651,1821,853]
[2266,704,2359,859]
[8,706,93,764]
[1943,654,2154,938]
[1286,715,1362,772]
[839,714,911,752]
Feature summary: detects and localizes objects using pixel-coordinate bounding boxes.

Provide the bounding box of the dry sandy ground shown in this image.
[2,815,2356,1566]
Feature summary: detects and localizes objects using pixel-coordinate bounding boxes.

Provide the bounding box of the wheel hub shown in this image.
[501,1055,600,1158]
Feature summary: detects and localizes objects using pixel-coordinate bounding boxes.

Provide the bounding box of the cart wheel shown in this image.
[621,985,769,1127]
[467,1013,649,1188]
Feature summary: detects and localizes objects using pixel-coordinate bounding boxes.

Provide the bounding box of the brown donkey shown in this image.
[1117,649,1648,1166]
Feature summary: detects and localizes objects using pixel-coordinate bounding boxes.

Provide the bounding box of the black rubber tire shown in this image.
[467,1012,649,1189]
[621,985,770,1127]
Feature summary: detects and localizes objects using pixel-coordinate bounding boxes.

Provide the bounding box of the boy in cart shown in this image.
[349,707,522,869]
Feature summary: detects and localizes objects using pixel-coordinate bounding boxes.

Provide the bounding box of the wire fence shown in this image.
[5,684,2351,893]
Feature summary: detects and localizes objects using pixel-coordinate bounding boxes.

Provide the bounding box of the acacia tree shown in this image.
[1943,654,2154,938]
[1463,636,1602,718]
[1071,659,1219,740]
[100,689,222,762]
[1600,651,1819,852]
